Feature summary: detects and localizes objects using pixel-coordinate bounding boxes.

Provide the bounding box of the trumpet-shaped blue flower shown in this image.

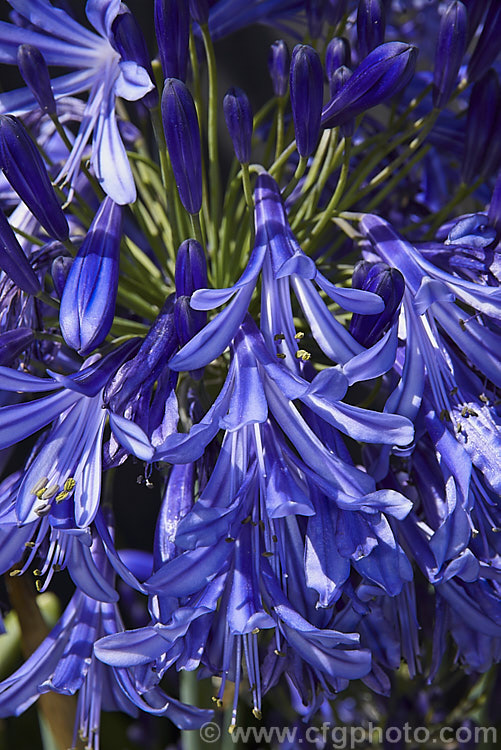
[0,0,154,204]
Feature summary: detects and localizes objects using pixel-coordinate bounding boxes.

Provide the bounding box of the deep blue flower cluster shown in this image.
[0,0,500,747]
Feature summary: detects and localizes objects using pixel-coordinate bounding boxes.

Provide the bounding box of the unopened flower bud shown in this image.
[175,239,208,298]
[162,78,202,214]
[350,261,404,347]
[268,40,290,98]
[328,66,354,137]
[0,115,69,241]
[51,255,73,299]
[467,3,501,84]
[0,209,40,294]
[325,37,351,81]
[462,69,500,184]
[321,42,417,130]
[17,44,56,115]
[223,87,253,164]
[290,44,323,158]
[433,1,467,109]
[154,0,190,82]
[60,197,122,354]
[357,0,386,59]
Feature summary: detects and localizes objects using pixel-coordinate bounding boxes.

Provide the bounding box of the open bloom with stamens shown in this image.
[0,0,154,203]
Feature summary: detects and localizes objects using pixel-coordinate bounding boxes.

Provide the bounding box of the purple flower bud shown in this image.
[51,255,73,299]
[467,3,501,83]
[0,209,41,294]
[154,0,190,82]
[189,0,209,25]
[0,327,33,366]
[321,42,418,130]
[175,239,208,297]
[0,115,69,241]
[357,0,386,58]
[111,9,157,108]
[307,0,325,39]
[463,0,489,45]
[60,197,122,354]
[268,40,290,98]
[325,37,351,81]
[290,44,323,158]
[162,78,202,215]
[462,69,500,184]
[349,261,404,347]
[328,66,354,137]
[325,0,348,25]
[433,1,467,108]
[17,44,56,116]
[223,87,253,164]
[175,295,206,348]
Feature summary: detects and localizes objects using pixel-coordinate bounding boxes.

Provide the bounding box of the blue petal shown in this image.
[108,412,154,462]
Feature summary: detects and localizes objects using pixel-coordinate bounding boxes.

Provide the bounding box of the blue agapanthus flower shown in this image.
[0,0,154,203]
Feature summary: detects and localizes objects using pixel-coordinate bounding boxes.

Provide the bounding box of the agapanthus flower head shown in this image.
[0,115,69,241]
[16,44,56,116]
[154,0,190,82]
[357,0,386,59]
[289,44,323,157]
[223,87,253,164]
[161,78,203,215]
[432,0,467,108]
[321,42,418,129]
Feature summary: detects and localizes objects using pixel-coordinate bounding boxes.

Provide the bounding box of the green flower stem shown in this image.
[190,211,205,247]
[269,140,297,180]
[217,171,248,286]
[180,670,202,750]
[201,23,221,251]
[11,226,45,246]
[338,110,439,212]
[110,317,149,337]
[291,130,342,227]
[275,95,287,161]
[241,162,255,249]
[302,137,351,252]
[36,290,59,310]
[115,286,159,321]
[365,143,431,213]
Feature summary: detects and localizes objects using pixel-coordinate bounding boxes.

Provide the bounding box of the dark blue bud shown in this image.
[306,0,325,39]
[175,239,208,297]
[325,37,351,81]
[467,3,501,83]
[111,9,157,108]
[223,87,253,164]
[268,40,290,98]
[162,78,202,214]
[189,0,209,25]
[17,44,56,115]
[0,327,33,365]
[349,261,404,347]
[290,44,323,158]
[0,115,69,241]
[328,66,354,137]
[321,42,418,129]
[445,214,497,248]
[463,0,489,45]
[51,255,73,299]
[433,1,467,108]
[0,209,40,294]
[154,0,190,82]
[357,0,386,58]
[462,69,500,184]
[325,0,348,25]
